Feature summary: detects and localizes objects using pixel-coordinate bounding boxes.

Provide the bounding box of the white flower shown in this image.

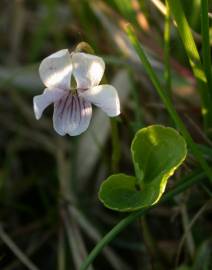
[33,49,120,136]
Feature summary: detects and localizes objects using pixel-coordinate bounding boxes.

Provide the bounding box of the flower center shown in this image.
[70,88,78,96]
[70,74,78,95]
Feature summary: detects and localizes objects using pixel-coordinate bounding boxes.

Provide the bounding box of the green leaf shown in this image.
[99,174,145,211]
[99,125,187,212]
[131,125,187,201]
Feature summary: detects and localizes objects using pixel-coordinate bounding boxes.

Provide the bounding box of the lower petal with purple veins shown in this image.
[53,93,92,136]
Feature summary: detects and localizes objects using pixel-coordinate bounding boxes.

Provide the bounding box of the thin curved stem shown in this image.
[80,209,147,270]
[111,118,121,172]
[80,171,204,270]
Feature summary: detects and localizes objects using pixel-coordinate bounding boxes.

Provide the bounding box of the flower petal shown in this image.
[53,93,92,136]
[39,49,72,90]
[33,88,65,120]
[80,84,120,117]
[71,52,105,89]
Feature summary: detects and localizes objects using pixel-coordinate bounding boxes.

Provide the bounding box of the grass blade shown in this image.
[0,225,39,270]
[201,0,212,98]
[167,0,204,82]
[167,0,212,127]
[125,24,212,183]
[164,0,172,96]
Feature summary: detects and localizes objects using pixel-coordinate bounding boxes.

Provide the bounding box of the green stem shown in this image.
[164,0,172,97]
[75,42,122,170]
[80,210,147,270]
[201,0,212,98]
[129,69,144,131]
[111,118,121,172]
[78,42,122,173]
[125,24,212,183]
[80,171,205,270]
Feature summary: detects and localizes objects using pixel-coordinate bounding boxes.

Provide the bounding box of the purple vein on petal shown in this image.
[65,93,72,131]
[72,95,77,130]
[70,94,74,130]
[60,92,69,118]
[74,96,80,130]
[82,99,86,127]
[77,96,82,129]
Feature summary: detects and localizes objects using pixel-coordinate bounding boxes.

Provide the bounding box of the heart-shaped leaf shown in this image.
[99,174,144,211]
[99,125,187,212]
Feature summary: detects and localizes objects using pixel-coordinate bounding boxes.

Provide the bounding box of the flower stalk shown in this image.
[111,117,121,172]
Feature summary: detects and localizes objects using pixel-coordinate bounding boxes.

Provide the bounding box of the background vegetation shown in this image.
[0,0,211,269]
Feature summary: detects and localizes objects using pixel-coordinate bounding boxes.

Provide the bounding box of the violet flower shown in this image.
[33,49,120,136]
